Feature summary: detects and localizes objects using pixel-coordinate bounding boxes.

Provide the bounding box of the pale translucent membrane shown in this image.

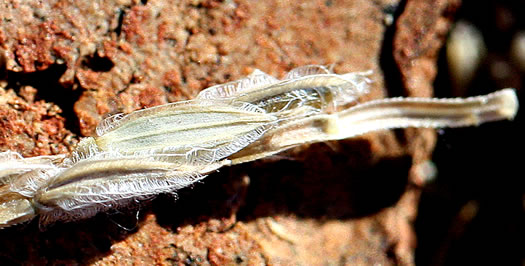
[0,151,64,204]
[0,196,35,229]
[7,167,62,198]
[94,100,278,163]
[197,66,371,118]
[283,65,332,79]
[34,153,227,225]
[64,137,102,167]
[197,69,279,99]
[197,65,333,100]
[0,178,37,229]
[230,89,519,164]
[233,74,370,114]
[96,113,124,137]
[1,152,227,227]
[0,151,65,186]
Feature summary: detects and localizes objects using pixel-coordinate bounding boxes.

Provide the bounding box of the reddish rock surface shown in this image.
[0,0,461,265]
[0,86,76,156]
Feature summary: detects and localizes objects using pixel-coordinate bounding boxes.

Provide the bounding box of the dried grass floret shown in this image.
[229,88,519,164]
[197,66,372,117]
[94,101,278,159]
[32,154,226,225]
[197,69,279,99]
[0,151,64,186]
[0,65,519,229]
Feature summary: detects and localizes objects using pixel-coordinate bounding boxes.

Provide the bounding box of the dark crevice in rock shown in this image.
[379,0,407,98]
[378,0,410,145]
[114,8,126,37]
[81,53,115,72]
[0,51,6,80]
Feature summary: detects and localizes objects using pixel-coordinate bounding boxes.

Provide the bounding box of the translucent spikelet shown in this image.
[94,100,278,157]
[0,65,518,230]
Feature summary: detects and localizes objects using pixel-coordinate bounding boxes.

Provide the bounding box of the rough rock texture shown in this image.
[0,0,460,265]
[0,86,76,156]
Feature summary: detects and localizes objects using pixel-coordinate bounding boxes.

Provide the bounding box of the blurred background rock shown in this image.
[418,0,523,265]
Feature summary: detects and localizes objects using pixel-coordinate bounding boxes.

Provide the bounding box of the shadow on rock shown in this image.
[0,205,147,265]
[0,139,412,264]
[154,139,412,230]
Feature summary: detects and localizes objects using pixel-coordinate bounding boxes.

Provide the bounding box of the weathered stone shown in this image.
[0,0,460,264]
